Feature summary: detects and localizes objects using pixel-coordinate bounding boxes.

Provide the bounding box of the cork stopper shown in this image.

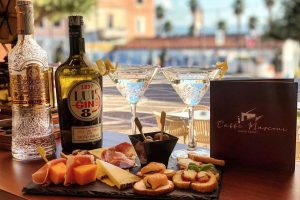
[16,0,34,35]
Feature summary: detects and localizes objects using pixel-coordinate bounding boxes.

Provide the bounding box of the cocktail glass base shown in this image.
[171,148,210,159]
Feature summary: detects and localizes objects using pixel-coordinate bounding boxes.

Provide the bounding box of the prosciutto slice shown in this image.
[113,142,136,160]
[64,154,94,186]
[32,158,67,185]
[101,148,135,169]
[100,142,136,169]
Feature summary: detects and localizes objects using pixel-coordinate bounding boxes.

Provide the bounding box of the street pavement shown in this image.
[102,75,210,141]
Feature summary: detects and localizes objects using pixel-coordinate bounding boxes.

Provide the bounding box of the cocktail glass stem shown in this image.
[187,106,196,150]
[130,103,137,135]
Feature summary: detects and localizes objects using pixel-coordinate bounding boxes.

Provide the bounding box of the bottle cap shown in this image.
[68,16,84,38]
[68,16,84,26]
[16,0,32,6]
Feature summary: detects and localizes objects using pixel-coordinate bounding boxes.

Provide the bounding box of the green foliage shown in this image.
[188,0,200,36]
[34,0,96,23]
[248,16,258,30]
[233,0,244,16]
[264,0,275,8]
[163,21,172,35]
[265,0,300,41]
[217,20,227,32]
[155,5,164,20]
[187,163,217,172]
[233,0,244,35]
[189,0,198,13]
[188,24,194,36]
[264,0,275,26]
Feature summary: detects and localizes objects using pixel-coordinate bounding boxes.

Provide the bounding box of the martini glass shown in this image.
[162,66,225,158]
[108,65,159,134]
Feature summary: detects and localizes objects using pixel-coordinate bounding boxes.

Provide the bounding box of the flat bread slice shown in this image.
[172,171,191,189]
[191,172,218,193]
[133,180,174,196]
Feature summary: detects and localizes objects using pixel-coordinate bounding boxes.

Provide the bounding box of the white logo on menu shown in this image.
[237,108,263,123]
[217,108,287,134]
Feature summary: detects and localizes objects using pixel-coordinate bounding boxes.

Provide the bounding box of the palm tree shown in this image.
[188,0,198,36]
[217,20,227,32]
[264,0,275,27]
[189,0,198,13]
[34,0,96,24]
[163,21,173,36]
[233,0,244,37]
[156,5,165,36]
[248,16,258,32]
[233,0,244,73]
[216,20,227,47]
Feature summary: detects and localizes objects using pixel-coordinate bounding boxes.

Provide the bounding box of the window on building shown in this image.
[107,14,114,28]
[136,17,145,34]
[136,0,144,5]
[54,21,61,27]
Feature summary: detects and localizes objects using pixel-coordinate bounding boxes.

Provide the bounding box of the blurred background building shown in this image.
[1,0,300,78]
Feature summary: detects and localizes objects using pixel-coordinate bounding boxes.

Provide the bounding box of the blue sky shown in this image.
[155,0,282,35]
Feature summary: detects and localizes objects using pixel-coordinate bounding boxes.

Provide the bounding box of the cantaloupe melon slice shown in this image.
[49,162,66,185]
[73,164,97,186]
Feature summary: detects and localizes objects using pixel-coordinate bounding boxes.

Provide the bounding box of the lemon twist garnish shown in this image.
[96,59,117,76]
[37,145,48,163]
[216,61,228,80]
[104,59,117,73]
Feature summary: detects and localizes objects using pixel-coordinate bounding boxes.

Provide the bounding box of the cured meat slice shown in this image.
[32,158,67,185]
[101,149,134,168]
[101,148,135,169]
[113,142,136,160]
[89,143,137,168]
[64,155,94,186]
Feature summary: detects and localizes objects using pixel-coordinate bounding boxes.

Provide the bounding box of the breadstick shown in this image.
[188,153,225,166]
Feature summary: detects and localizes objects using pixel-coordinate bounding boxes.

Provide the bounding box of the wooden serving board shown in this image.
[23,158,222,200]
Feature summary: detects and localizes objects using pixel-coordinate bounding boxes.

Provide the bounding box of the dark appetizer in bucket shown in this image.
[129,116,178,166]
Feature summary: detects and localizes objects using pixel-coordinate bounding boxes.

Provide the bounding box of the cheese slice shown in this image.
[100,177,116,187]
[97,160,140,190]
[96,160,115,187]
[96,159,107,179]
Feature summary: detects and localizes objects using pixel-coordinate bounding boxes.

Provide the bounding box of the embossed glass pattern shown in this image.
[9,14,56,161]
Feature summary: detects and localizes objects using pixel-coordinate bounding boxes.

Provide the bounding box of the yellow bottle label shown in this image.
[10,63,50,105]
[72,124,101,143]
[67,80,101,121]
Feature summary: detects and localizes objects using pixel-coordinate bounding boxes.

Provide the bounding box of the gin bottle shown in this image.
[8,0,56,160]
[55,16,103,152]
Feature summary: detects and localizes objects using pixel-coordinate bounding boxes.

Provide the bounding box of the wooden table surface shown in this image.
[0,131,299,200]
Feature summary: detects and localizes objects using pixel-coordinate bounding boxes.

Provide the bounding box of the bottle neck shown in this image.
[69,37,85,55]
[16,1,34,35]
[69,23,85,56]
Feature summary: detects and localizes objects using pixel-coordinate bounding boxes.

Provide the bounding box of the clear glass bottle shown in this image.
[55,16,103,152]
[8,0,56,160]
